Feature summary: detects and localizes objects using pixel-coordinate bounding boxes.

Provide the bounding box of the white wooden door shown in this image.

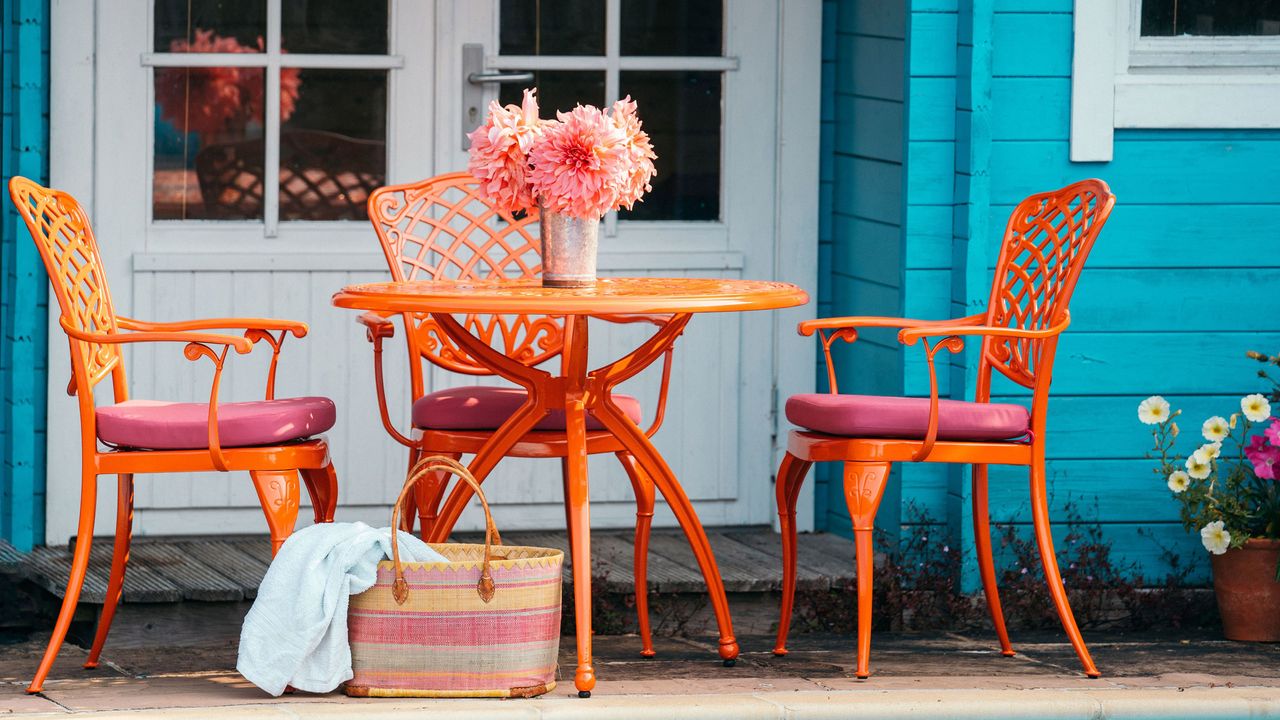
[45,0,819,544]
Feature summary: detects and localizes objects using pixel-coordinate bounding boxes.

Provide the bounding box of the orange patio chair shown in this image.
[359,172,671,656]
[772,179,1116,679]
[8,177,340,694]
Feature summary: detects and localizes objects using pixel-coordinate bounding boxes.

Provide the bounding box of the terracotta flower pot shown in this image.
[1210,538,1280,642]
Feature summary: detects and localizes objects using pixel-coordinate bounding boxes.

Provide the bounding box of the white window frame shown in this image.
[1071,0,1280,161]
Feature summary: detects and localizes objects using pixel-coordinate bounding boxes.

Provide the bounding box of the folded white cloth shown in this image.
[236,521,447,695]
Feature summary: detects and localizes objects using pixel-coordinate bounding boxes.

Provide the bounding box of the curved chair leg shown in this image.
[28,469,99,694]
[1030,460,1100,678]
[616,451,656,658]
[773,451,813,656]
[85,474,133,668]
[972,464,1014,656]
[249,470,301,557]
[300,463,338,524]
[842,461,890,680]
[415,452,459,541]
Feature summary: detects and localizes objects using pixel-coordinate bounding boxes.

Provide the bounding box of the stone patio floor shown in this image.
[3,629,1280,718]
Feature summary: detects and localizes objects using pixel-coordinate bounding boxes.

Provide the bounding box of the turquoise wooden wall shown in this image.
[0,0,50,551]
[819,0,1280,585]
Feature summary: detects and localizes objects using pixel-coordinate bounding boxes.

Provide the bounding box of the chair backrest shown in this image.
[365,172,562,377]
[980,179,1115,391]
[8,177,123,395]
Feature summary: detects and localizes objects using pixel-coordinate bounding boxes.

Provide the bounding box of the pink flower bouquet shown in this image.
[466,89,657,219]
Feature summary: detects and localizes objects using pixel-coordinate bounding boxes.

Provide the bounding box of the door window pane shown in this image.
[279,70,388,221]
[500,72,606,115]
[282,1,389,54]
[153,67,265,220]
[1141,0,1280,36]
[619,71,720,221]
[154,0,266,52]
[500,0,605,56]
[621,0,722,56]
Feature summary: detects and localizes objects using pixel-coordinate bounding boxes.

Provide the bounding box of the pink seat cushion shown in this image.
[786,393,1030,442]
[413,386,644,432]
[97,397,336,450]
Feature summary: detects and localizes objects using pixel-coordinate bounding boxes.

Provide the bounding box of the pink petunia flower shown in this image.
[1265,418,1280,447]
[467,88,547,214]
[526,104,630,219]
[609,96,658,211]
[1246,434,1280,480]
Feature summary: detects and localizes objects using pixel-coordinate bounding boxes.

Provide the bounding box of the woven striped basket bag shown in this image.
[345,456,564,698]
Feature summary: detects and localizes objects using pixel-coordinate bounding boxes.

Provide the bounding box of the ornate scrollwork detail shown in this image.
[367,173,565,373]
[986,185,1109,387]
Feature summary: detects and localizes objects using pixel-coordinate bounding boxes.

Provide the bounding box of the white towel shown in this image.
[236,521,447,695]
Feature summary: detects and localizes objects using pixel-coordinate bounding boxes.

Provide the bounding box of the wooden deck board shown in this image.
[13,528,856,606]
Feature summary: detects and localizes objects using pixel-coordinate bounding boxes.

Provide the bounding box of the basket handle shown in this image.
[389,456,503,605]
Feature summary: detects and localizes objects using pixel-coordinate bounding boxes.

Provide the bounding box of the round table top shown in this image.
[331,277,810,315]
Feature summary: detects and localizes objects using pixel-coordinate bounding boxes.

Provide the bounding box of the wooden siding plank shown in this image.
[991,12,1072,77]
[908,11,958,77]
[832,156,902,225]
[832,216,900,285]
[905,141,954,205]
[843,0,905,39]
[843,36,904,102]
[835,94,903,162]
[907,78,957,141]
[989,139,1280,205]
[990,77,1071,140]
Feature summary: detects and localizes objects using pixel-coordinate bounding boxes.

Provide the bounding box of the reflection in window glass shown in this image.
[618,72,720,221]
[500,0,605,56]
[1141,0,1280,36]
[621,0,722,56]
[154,0,266,53]
[279,70,388,221]
[282,1,388,54]
[153,67,265,220]
[499,72,606,116]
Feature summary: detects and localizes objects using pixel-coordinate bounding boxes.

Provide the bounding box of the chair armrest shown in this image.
[798,314,984,337]
[897,312,1071,345]
[357,310,396,341]
[61,317,254,354]
[117,316,308,338]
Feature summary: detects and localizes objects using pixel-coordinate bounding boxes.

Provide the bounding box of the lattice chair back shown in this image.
[8,177,123,391]
[366,172,562,375]
[981,179,1115,388]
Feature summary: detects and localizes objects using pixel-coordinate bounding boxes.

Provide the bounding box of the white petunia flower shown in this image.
[1167,470,1190,494]
[1201,416,1229,442]
[1193,441,1222,465]
[1186,454,1212,480]
[1242,394,1272,423]
[1200,520,1231,555]
[1138,396,1171,425]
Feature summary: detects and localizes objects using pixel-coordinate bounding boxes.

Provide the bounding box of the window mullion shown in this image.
[264,0,283,237]
[604,0,622,237]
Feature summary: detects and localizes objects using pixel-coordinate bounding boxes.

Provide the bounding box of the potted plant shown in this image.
[1139,362,1280,640]
[465,88,657,287]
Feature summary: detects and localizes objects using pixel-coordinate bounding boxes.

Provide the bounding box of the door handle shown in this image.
[468,71,535,84]
[462,44,533,149]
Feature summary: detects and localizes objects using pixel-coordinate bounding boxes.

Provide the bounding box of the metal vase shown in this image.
[539,208,599,288]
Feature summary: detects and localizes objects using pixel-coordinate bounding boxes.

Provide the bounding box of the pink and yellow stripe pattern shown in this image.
[346,543,563,698]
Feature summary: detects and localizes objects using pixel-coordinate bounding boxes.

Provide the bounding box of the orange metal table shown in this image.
[332,277,809,696]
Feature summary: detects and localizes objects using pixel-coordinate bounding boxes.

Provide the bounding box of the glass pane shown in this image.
[279,70,387,222]
[621,0,722,56]
[153,67,265,220]
[1141,0,1280,36]
[618,71,720,221]
[282,1,389,54]
[154,0,266,53]
[499,72,606,115]
[500,0,605,56]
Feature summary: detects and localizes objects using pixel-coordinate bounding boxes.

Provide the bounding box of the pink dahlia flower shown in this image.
[1246,434,1280,480]
[610,96,657,211]
[467,88,547,214]
[527,104,631,219]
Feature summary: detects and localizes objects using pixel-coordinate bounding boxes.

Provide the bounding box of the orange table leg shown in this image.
[773,452,812,656]
[594,399,739,665]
